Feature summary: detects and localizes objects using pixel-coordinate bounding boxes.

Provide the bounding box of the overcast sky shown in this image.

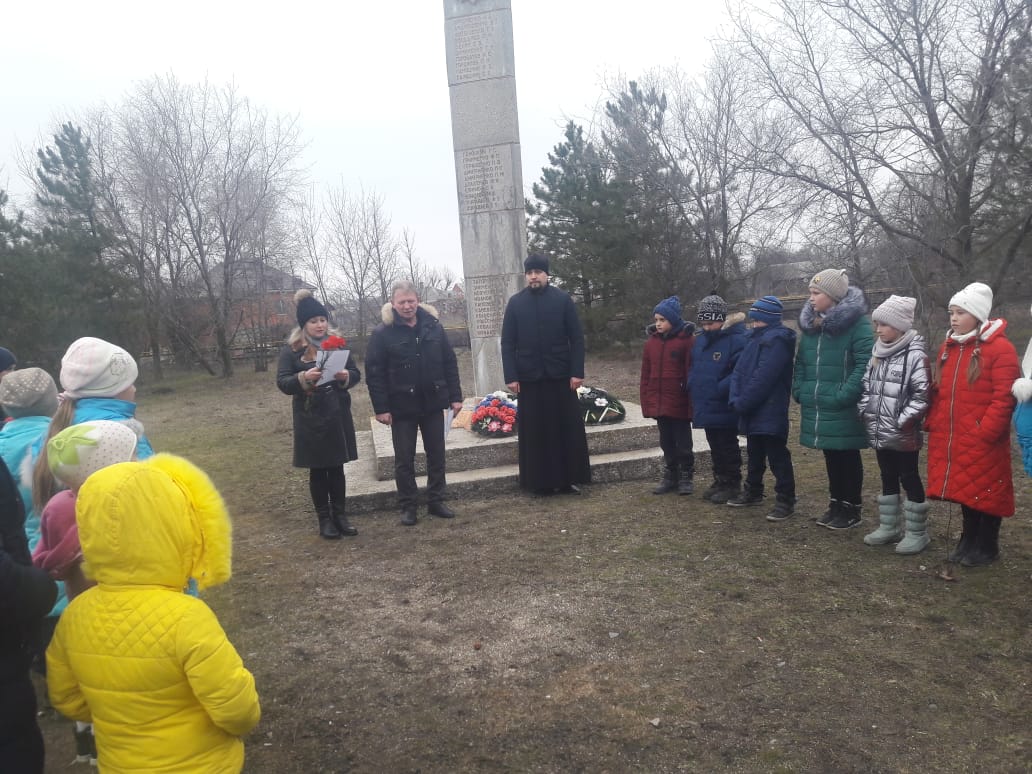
[1,1,731,277]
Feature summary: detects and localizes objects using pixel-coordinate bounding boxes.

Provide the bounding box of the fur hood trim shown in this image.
[800,285,868,335]
[723,312,747,329]
[380,301,439,325]
[1013,377,1032,403]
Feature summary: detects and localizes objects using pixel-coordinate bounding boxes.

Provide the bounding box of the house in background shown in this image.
[193,261,317,357]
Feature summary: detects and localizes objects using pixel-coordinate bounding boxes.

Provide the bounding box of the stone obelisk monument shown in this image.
[443,0,527,396]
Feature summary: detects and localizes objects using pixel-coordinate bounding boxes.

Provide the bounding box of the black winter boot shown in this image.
[328,474,357,536]
[961,514,1000,567]
[317,506,342,539]
[653,464,679,495]
[947,510,980,563]
[825,501,862,530]
[677,468,694,496]
[700,479,722,500]
[331,504,358,536]
[815,499,839,526]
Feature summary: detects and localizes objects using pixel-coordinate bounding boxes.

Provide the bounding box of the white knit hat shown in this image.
[60,337,138,400]
[872,295,916,333]
[47,420,140,491]
[948,282,994,323]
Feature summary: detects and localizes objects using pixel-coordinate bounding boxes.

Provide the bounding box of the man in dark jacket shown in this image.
[1,456,57,772]
[366,281,464,525]
[501,254,591,494]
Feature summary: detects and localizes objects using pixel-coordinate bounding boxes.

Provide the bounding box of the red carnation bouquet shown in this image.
[317,335,347,369]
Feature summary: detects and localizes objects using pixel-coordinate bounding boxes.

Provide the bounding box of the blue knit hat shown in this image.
[0,347,15,372]
[749,295,783,325]
[653,296,683,327]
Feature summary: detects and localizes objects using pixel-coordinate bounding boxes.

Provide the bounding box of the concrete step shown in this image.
[345,424,718,515]
[368,400,658,481]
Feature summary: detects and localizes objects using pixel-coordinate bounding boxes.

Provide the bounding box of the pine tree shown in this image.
[527,121,637,342]
[31,123,140,352]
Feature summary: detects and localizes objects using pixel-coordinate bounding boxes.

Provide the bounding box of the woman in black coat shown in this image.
[1,456,57,773]
[277,290,361,539]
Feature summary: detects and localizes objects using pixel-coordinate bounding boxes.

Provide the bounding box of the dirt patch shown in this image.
[38,349,1032,772]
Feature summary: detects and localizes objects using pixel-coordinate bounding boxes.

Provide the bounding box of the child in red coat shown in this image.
[926,282,1020,567]
[640,296,695,495]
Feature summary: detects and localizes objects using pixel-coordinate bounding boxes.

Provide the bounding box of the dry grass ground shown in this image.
[38,348,1032,773]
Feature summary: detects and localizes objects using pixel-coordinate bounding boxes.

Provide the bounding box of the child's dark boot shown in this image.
[947,509,979,562]
[652,463,679,495]
[961,514,1001,567]
[677,468,694,496]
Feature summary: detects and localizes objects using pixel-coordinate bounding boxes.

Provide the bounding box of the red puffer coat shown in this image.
[640,325,694,420]
[926,319,1019,517]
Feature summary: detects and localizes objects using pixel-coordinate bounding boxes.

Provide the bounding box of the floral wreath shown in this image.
[469,391,518,437]
[576,385,626,424]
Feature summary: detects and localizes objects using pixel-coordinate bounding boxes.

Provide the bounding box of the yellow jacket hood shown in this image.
[77,454,232,591]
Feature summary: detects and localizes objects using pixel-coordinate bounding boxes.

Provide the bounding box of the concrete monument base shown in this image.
[338,401,724,514]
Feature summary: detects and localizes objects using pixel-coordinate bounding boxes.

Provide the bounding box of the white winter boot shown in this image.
[863,493,903,546]
[895,499,931,554]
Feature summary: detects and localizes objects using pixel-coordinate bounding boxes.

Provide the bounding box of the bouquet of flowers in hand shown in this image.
[469,390,518,437]
[576,385,626,425]
[318,335,347,367]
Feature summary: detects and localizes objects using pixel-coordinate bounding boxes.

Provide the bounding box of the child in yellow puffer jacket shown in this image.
[46,454,260,773]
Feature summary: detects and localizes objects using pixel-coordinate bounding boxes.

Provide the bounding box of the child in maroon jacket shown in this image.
[640,296,695,495]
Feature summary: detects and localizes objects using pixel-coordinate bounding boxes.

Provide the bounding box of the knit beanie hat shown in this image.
[809,269,849,302]
[0,347,15,372]
[295,289,329,328]
[697,294,728,322]
[0,367,58,418]
[48,420,140,492]
[524,253,550,274]
[60,338,138,400]
[32,490,81,579]
[653,296,683,327]
[872,295,917,332]
[749,295,784,325]
[949,282,994,323]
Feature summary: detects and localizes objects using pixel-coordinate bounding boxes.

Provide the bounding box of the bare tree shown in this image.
[109,75,303,376]
[665,48,804,293]
[399,228,457,299]
[325,184,376,337]
[730,0,1032,305]
[294,186,334,304]
[360,188,400,305]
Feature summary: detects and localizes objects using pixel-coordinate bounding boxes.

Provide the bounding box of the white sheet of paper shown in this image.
[316,350,350,385]
[444,408,454,439]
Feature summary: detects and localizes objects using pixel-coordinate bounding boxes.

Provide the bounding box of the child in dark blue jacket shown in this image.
[688,294,747,503]
[727,296,798,521]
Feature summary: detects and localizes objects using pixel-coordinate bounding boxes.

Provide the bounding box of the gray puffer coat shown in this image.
[857,331,930,451]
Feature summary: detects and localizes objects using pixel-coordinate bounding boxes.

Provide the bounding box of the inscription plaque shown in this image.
[453,14,498,83]
[466,275,509,338]
[458,145,514,213]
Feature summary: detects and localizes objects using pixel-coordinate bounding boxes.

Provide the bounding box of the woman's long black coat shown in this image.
[276,344,361,469]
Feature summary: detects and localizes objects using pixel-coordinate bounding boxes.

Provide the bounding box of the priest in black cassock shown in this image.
[501,254,592,495]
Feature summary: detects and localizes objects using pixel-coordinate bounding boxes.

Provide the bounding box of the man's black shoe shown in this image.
[558,484,582,495]
[400,508,418,526]
[428,502,456,518]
